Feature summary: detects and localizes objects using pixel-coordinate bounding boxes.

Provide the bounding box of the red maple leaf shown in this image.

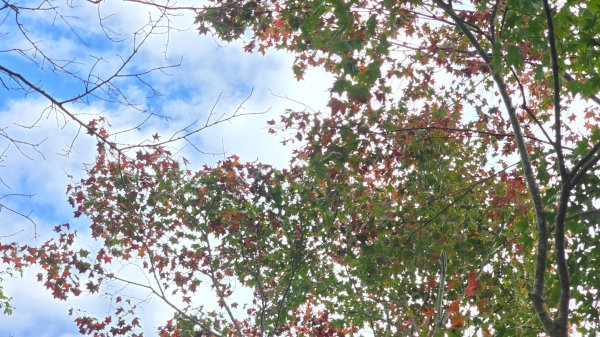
[447,300,460,313]
[465,272,480,297]
[423,306,435,317]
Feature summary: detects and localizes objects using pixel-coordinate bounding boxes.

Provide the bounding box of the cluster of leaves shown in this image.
[2,144,361,336]
[194,0,600,335]
[1,0,599,336]
[0,140,534,336]
[0,271,14,315]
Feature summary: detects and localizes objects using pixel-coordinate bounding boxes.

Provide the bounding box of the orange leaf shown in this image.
[447,300,460,313]
[450,314,464,328]
[423,306,435,317]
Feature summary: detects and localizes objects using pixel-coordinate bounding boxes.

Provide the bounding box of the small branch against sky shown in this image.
[118,88,268,152]
[0,0,263,237]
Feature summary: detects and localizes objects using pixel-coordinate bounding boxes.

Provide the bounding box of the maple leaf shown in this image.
[447,300,460,313]
[450,314,465,328]
[423,306,435,317]
[86,281,99,293]
[465,272,480,297]
[327,98,347,115]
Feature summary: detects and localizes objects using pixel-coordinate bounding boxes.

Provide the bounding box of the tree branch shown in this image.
[0,65,119,151]
[509,67,556,149]
[569,141,600,188]
[386,125,563,149]
[543,0,567,180]
[564,73,600,106]
[542,2,570,329]
[202,228,244,337]
[409,161,520,238]
[111,274,223,337]
[433,0,555,332]
[565,208,600,221]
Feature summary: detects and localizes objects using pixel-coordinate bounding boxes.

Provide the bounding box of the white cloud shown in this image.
[195,64,332,167]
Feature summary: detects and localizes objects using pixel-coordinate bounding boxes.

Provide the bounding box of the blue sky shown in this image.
[0,1,332,335]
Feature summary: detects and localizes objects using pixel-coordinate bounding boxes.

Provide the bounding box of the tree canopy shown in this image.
[0,0,257,319]
[2,0,600,336]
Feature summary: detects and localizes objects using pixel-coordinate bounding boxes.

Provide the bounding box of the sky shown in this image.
[0,0,333,335]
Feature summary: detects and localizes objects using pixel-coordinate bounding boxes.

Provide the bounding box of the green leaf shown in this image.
[505,45,522,70]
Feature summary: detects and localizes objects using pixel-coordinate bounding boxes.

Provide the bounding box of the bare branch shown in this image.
[0,193,37,235]
[118,89,268,152]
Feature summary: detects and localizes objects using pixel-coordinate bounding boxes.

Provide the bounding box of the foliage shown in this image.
[0,0,179,221]
[0,0,255,320]
[2,0,600,337]
[198,0,599,335]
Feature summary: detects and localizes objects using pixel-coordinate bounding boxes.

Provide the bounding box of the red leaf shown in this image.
[447,300,460,313]
[327,98,346,115]
[450,314,464,328]
[423,306,435,317]
[465,272,480,297]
